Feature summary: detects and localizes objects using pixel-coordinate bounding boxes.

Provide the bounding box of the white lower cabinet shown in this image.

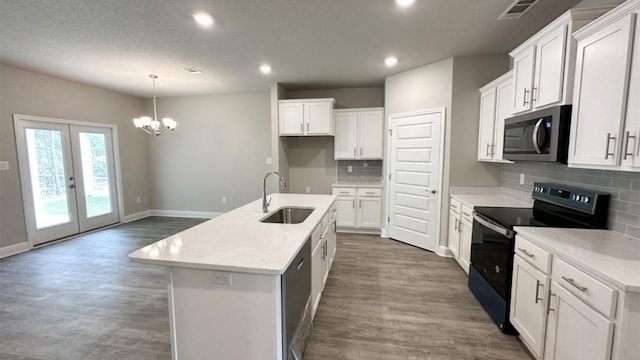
[511,255,549,358]
[510,234,628,360]
[448,197,472,274]
[311,202,337,320]
[332,186,381,231]
[544,281,614,360]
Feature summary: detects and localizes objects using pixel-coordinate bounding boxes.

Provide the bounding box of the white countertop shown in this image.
[515,227,640,292]
[129,194,336,275]
[451,194,532,208]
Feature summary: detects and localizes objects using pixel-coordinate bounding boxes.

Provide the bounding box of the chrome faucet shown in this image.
[262,171,287,213]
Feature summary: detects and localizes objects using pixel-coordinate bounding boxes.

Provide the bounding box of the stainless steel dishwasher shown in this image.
[281,237,311,360]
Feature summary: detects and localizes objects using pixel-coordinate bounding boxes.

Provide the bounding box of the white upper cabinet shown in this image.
[568,1,639,170]
[334,108,384,160]
[510,8,611,115]
[478,71,514,163]
[278,98,335,136]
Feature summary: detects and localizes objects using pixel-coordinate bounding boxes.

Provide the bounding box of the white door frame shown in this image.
[13,114,125,247]
[382,107,446,251]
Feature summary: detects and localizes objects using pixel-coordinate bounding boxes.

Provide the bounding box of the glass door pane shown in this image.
[25,128,71,229]
[70,125,119,232]
[78,132,112,218]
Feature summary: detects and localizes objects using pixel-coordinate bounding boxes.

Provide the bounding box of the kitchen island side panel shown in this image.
[168,267,280,360]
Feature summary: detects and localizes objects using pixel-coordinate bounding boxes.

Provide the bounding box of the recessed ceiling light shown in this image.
[259,64,272,74]
[396,0,416,8]
[385,56,398,67]
[183,67,203,75]
[193,12,214,27]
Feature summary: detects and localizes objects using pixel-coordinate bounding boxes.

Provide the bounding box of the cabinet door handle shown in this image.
[561,276,588,292]
[300,123,303,132]
[532,87,538,103]
[548,292,556,313]
[517,248,535,258]
[486,143,491,157]
[353,147,356,156]
[491,143,496,156]
[624,131,636,160]
[359,199,362,208]
[360,147,363,156]
[605,133,616,160]
[523,88,530,106]
[352,199,355,208]
[306,122,310,132]
[454,218,459,231]
[534,280,544,304]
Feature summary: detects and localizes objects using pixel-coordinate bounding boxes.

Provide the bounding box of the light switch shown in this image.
[0,161,8,171]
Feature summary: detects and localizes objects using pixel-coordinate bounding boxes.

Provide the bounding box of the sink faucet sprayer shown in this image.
[262,171,287,213]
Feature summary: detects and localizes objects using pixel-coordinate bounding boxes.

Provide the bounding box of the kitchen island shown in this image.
[129,193,337,360]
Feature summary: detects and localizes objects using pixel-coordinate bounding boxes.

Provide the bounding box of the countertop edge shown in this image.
[514,227,640,293]
[129,256,283,275]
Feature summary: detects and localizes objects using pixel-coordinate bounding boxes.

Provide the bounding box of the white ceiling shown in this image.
[0,0,590,97]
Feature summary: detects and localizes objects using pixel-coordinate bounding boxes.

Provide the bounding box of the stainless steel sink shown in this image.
[260,207,314,224]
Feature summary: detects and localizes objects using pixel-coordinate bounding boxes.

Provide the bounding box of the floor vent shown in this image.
[497,0,541,20]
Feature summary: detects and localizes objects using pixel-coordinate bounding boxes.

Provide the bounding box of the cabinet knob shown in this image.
[426,188,436,194]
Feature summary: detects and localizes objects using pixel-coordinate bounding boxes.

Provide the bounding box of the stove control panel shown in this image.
[532,182,608,214]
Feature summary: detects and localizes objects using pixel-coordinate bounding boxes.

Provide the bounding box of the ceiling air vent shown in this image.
[497,0,541,20]
[183,67,203,75]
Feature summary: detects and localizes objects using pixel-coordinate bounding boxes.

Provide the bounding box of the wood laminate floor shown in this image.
[0,218,531,360]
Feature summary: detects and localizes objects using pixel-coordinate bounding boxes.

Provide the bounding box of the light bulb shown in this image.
[259,64,272,74]
[396,0,415,8]
[163,118,177,130]
[385,56,398,67]
[193,12,214,27]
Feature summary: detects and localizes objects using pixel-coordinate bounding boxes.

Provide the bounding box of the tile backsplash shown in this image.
[337,160,383,183]
[502,162,640,237]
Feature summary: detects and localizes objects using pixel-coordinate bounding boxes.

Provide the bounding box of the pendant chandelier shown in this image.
[133,74,177,136]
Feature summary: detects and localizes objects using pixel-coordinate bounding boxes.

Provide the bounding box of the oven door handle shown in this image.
[532,118,544,154]
[472,212,515,239]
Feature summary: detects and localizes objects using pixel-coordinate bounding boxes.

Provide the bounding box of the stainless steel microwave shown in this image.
[503,105,572,163]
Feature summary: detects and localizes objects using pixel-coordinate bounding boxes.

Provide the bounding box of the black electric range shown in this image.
[468,182,610,334]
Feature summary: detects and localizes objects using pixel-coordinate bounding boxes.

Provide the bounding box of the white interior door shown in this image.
[15,116,120,245]
[387,109,444,252]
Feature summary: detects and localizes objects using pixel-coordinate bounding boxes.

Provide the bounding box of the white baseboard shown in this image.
[0,241,31,259]
[124,210,151,223]
[149,210,222,219]
[336,227,381,235]
[437,245,453,257]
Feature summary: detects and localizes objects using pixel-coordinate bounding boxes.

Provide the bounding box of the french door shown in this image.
[15,117,120,245]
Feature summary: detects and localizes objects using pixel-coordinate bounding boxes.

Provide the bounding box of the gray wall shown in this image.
[385,56,510,251]
[0,64,149,248]
[285,87,384,109]
[450,56,509,187]
[502,163,640,237]
[147,92,271,212]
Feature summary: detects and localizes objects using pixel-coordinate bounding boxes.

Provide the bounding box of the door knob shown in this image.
[69,176,74,181]
[69,184,76,189]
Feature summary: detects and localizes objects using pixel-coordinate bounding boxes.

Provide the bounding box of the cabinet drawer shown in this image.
[357,188,381,197]
[450,198,461,214]
[311,224,322,249]
[461,205,473,223]
[552,257,617,318]
[515,236,551,274]
[332,188,356,196]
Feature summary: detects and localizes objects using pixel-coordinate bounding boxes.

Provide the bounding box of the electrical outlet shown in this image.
[211,271,231,286]
[136,196,141,203]
[347,166,353,173]
[0,161,9,171]
[519,173,525,185]
[306,187,311,193]
[266,157,272,165]
[222,196,226,203]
